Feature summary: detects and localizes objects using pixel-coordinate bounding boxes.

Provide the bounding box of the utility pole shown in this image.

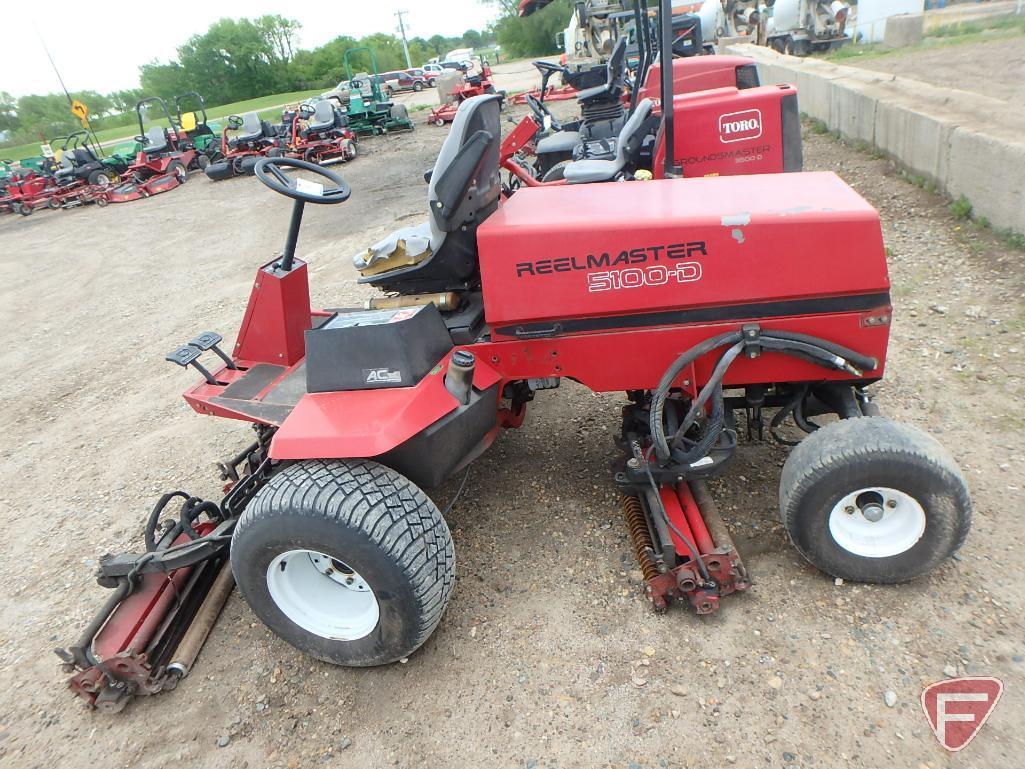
[395,10,413,68]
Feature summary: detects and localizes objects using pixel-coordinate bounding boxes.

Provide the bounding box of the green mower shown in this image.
[342,47,414,135]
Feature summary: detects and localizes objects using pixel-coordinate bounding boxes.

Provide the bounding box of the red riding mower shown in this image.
[428,55,505,127]
[0,135,117,216]
[99,98,197,204]
[503,38,797,186]
[204,112,280,181]
[61,1,971,715]
[1,167,58,216]
[278,101,358,166]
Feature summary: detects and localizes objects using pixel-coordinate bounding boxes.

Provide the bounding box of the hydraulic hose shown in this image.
[761,330,878,373]
[649,329,878,464]
[649,331,743,461]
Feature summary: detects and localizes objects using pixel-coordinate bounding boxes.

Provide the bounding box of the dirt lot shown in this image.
[849,36,1025,104]
[1,100,1024,769]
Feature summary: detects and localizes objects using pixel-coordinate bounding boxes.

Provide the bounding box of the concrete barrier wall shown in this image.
[725,44,1025,235]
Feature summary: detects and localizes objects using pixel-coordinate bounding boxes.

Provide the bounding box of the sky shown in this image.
[1,2,500,97]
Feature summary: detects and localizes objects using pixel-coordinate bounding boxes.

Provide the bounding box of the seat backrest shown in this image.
[615,99,654,164]
[146,125,167,152]
[426,94,502,238]
[606,36,628,89]
[312,100,336,127]
[240,112,263,136]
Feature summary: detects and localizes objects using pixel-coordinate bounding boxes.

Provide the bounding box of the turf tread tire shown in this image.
[231,459,455,665]
[779,416,971,583]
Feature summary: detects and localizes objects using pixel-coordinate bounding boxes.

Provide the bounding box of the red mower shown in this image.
[204,112,280,181]
[61,0,972,715]
[503,42,798,186]
[101,98,196,203]
[428,55,505,126]
[278,101,358,165]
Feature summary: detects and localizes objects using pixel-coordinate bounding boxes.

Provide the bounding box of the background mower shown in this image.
[203,112,280,181]
[61,0,972,715]
[341,47,415,135]
[99,97,196,203]
[503,24,798,186]
[428,55,504,127]
[278,101,358,166]
[172,91,223,169]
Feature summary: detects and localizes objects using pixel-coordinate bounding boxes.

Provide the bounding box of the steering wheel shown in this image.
[254,157,351,204]
[532,60,566,76]
[226,115,244,130]
[525,93,561,132]
[298,103,316,118]
[133,135,147,145]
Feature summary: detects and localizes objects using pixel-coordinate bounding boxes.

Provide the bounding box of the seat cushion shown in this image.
[536,130,581,156]
[562,158,621,184]
[353,220,442,276]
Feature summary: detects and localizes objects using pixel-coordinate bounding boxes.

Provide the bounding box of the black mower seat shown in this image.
[307,100,338,133]
[143,126,169,155]
[352,94,502,292]
[575,37,628,104]
[563,98,654,184]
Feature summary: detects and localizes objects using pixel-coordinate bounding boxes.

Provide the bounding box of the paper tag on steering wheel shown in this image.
[295,177,324,196]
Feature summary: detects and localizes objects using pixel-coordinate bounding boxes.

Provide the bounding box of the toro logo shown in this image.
[719,109,762,144]
[921,676,1003,752]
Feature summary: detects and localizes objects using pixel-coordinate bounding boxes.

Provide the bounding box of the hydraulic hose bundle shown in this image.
[648,327,878,464]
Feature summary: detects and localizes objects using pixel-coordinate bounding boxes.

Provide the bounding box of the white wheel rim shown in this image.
[267,550,379,640]
[828,487,926,558]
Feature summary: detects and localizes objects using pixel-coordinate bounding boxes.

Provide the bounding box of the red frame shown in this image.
[181,171,891,465]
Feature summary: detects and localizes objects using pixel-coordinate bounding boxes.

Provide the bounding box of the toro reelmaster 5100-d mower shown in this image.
[60,1,971,714]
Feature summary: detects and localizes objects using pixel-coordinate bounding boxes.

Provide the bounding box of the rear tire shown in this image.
[542,161,570,182]
[413,81,424,92]
[196,154,211,171]
[231,459,455,666]
[780,417,971,583]
[168,160,187,183]
[87,169,112,186]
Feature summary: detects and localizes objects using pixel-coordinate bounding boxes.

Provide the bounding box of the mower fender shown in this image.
[270,352,504,488]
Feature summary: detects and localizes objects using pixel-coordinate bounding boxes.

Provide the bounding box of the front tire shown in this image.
[780,417,971,583]
[231,459,455,666]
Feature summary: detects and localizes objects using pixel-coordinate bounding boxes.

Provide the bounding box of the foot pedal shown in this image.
[165,345,218,385]
[188,331,237,370]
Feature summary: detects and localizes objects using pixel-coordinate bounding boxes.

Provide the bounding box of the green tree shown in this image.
[139,61,190,101]
[108,89,146,115]
[0,92,19,133]
[256,15,302,62]
[462,29,484,48]
[490,0,571,58]
[427,34,448,57]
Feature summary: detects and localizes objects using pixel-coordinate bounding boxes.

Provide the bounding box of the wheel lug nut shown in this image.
[845,506,855,514]
[886,499,897,508]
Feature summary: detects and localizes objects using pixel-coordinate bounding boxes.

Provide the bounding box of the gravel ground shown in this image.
[0,105,1023,769]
